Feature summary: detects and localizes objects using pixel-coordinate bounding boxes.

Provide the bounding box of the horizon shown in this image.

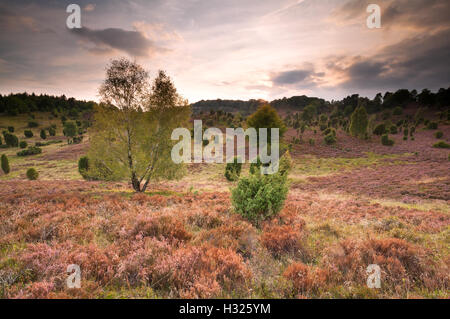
[0,0,449,103]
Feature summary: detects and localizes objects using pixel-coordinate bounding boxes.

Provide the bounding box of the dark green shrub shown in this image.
[426,122,438,130]
[7,126,14,133]
[48,127,56,136]
[403,127,409,137]
[40,129,47,140]
[24,130,33,138]
[231,173,288,227]
[309,138,315,146]
[225,157,242,181]
[1,154,10,174]
[390,125,398,134]
[324,133,336,145]
[433,141,450,149]
[17,146,42,156]
[26,168,39,180]
[278,150,292,176]
[323,127,336,136]
[373,123,386,136]
[434,131,443,139]
[392,106,403,116]
[4,133,19,147]
[28,121,39,128]
[381,134,394,146]
[19,141,27,149]
[78,156,90,179]
[35,140,62,147]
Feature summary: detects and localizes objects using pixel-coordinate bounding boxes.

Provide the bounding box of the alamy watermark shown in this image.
[171,120,280,174]
[366,264,381,288]
[366,4,381,29]
[66,264,81,289]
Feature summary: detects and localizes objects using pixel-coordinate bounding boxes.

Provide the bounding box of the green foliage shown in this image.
[309,138,315,146]
[40,129,46,140]
[247,104,287,140]
[78,156,90,180]
[26,168,39,180]
[324,133,337,145]
[323,127,336,136]
[24,130,33,138]
[249,156,262,175]
[1,154,10,174]
[349,106,368,138]
[225,157,242,181]
[392,106,403,115]
[90,60,190,191]
[17,146,42,156]
[7,126,14,133]
[426,122,438,130]
[48,127,56,136]
[63,121,77,141]
[373,123,386,136]
[390,125,398,134]
[28,121,39,128]
[35,140,62,147]
[231,173,288,227]
[4,133,19,147]
[434,131,443,139]
[381,134,394,146]
[433,141,450,149]
[278,150,293,176]
[19,141,27,149]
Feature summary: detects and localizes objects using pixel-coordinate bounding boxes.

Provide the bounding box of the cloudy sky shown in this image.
[0,0,449,102]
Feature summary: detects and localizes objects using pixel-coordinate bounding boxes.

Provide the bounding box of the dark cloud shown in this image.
[70,27,165,57]
[271,69,323,88]
[333,29,450,90]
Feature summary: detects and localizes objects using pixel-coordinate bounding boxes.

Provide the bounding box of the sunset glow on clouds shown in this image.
[0,0,448,102]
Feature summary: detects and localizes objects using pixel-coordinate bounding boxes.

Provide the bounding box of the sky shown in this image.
[0,0,449,103]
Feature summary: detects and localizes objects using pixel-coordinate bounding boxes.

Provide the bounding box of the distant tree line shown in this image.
[190,87,449,116]
[0,92,97,116]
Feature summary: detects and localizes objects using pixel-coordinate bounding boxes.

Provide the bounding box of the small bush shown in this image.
[324,133,336,145]
[309,138,315,146]
[231,173,288,227]
[28,121,39,128]
[1,154,10,174]
[433,141,450,149]
[4,133,19,147]
[278,150,293,176]
[48,127,56,136]
[17,146,42,156]
[26,168,39,180]
[225,157,242,181]
[40,129,47,140]
[426,122,438,130]
[389,125,398,134]
[373,123,386,136]
[7,126,14,133]
[434,131,443,139]
[78,156,90,179]
[24,130,33,138]
[381,134,394,146]
[19,141,27,149]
